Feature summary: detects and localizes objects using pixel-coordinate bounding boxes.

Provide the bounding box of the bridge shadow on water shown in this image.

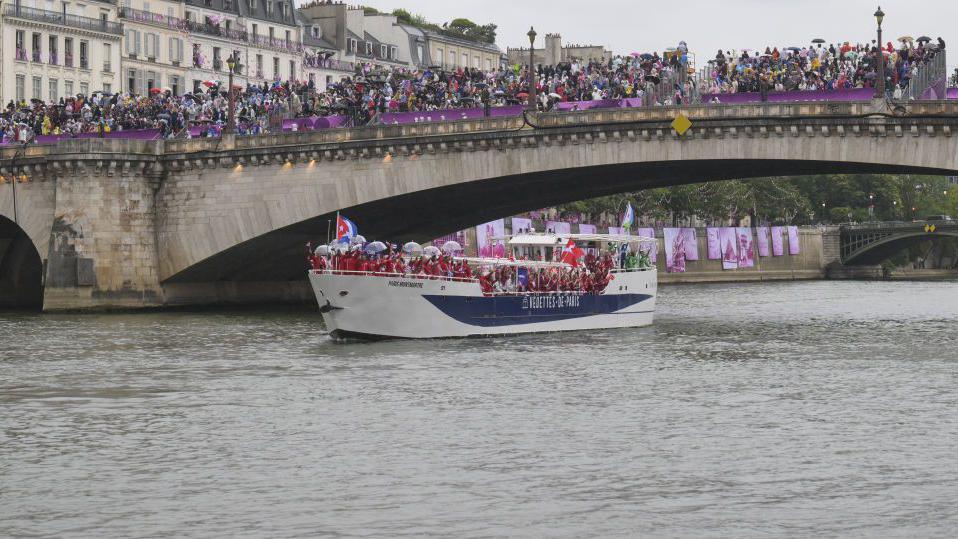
[0,215,43,310]
[167,158,953,283]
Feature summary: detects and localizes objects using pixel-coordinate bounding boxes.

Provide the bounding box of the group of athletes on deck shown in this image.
[307,239,653,296]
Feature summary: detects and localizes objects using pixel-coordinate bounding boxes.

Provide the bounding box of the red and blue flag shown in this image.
[336,215,359,243]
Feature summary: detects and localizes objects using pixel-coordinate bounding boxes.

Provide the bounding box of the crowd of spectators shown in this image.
[0,36,945,143]
[701,37,945,97]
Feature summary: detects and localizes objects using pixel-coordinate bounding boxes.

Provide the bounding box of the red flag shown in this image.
[560,239,584,267]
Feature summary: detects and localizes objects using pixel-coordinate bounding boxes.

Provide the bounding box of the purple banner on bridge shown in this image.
[788,226,801,255]
[706,228,721,260]
[719,227,739,270]
[637,227,657,263]
[756,227,770,257]
[554,98,643,111]
[703,88,873,105]
[771,226,785,256]
[378,106,524,125]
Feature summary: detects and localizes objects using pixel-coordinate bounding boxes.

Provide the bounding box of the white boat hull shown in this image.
[309,270,657,340]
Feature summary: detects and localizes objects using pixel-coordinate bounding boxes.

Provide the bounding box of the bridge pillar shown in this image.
[42,164,164,310]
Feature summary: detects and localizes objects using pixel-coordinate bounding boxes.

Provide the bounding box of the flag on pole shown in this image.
[560,238,585,267]
[622,202,635,230]
[336,215,359,243]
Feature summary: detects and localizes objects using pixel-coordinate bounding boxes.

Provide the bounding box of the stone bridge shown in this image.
[840,221,958,265]
[5,99,958,310]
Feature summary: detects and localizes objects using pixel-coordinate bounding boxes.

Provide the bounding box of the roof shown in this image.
[424,30,500,53]
[236,0,298,27]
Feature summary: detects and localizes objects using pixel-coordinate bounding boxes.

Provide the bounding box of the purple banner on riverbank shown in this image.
[719,227,738,270]
[703,88,873,105]
[579,224,596,234]
[637,227,657,263]
[511,217,532,235]
[608,226,626,235]
[737,227,755,269]
[756,227,771,257]
[788,226,801,255]
[476,219,505,258]
[663,228,697,272]
[706,228,721,260]
[545,221,571,235]
[771,226,785,256]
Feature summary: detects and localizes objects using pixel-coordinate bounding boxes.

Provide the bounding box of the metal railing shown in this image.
[905,50,947,100]
[3,4,123,35]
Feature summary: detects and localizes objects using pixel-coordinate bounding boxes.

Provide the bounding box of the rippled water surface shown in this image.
[3,281,958,537]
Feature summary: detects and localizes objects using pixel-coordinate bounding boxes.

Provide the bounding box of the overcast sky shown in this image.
[346,0,957,72]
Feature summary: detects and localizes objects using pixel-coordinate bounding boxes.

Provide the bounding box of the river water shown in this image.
[2,281,958,537]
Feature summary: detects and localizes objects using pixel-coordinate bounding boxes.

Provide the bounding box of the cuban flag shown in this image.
[336,215,358,243]
[622,202,635,230]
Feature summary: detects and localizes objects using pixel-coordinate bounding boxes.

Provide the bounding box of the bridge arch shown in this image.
[842,230,958,265]
[0,215,44,310]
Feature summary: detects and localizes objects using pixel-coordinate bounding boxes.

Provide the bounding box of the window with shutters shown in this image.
[49,36,58,65]
[380,44,386,58]
[103,83,110,94]
[169,37,182,65]
[103,43,111,71]
[273,56,279,78]
[289,59,294,78]
[128,69,136,93]
[64,80,73,97]
[32,76,42,100]
[169,76,179,96]
[16,75,25,102]
[49,78,58,101]
[147,71,156,91]
[80,82,88,96]
[64,38,73,67]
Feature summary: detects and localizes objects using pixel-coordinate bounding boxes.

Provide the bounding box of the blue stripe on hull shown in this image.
[422,293,653,327]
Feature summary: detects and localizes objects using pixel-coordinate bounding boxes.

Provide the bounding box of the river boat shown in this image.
[308,233,657,340]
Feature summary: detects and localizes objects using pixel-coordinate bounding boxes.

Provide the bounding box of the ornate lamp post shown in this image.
[527,27,537,112]
[225,53,237,133]
[875,6,886,99]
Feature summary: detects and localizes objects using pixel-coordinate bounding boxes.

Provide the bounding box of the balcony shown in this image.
[3,5,123,35]
[118,7,188,31]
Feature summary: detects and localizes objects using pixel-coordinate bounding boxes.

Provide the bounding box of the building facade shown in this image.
[1,0,123,103]
[506,33,610,67]
[425,31,500,72]
[117,0,188,96]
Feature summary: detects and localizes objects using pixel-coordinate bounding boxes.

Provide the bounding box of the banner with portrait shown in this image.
[706,228,721,260]
[682,228,699,261]
[736,227,755,268]
[476,219,506,258]
[771,226,785,256]
[719,227,739,270]
[663,228,688,273]
[787,226,801,255]
[756,227,770,257]
[637,227,657,263]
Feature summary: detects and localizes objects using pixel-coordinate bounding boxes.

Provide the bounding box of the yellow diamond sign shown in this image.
[672,114,692,136]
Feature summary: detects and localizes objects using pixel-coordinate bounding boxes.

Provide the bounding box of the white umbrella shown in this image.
[441,241,463,254]
[403,241,423,254]
[364,241,387,254]
[314,245,329,256]
[350,234,367,245]
[423,246,441,257]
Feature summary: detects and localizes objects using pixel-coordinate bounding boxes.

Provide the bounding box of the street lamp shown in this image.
[874,6,886,99]
[225,52,238,134]
[527,27,537,112]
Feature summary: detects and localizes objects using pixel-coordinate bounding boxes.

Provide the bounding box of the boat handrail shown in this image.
[311,269,480,284]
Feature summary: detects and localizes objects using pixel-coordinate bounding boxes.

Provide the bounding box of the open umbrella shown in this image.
[548,92,561,99]
[364,241,387,254]
[630,52,642,57]
[516,92,529,99]
[441,241,463,255]
[350,234,367,245]
[640,53,654,60]
[812,38,826,44]
[423,246,441,257]
[149,88,163,94]
[787,47,802,52]
[917,36,932,43]
[403,242,423,254]
[202,80,217,87]
[899,36,914,43]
